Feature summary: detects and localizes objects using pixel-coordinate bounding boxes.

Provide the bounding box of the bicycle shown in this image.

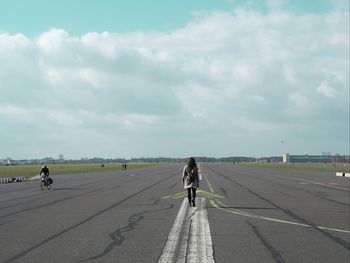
[40,176,52,191]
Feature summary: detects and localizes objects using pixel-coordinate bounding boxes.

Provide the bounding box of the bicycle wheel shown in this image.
[47,182,50,190]
[40,181,45,191]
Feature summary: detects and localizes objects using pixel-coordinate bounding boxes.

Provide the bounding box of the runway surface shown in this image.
[0,163,349,263]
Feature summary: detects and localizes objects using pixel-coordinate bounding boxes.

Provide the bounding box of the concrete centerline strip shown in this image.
[176,197,214,263]
[158,198,214,263]
[159,198,188,263]
[188,198,214,263]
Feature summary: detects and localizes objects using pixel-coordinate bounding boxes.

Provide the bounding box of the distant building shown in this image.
[283,153,290,163]
[59,154,64,161]
[41,157,54,164]
[289,155,332,163]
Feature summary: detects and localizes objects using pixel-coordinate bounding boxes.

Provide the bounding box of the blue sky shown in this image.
[0,0,349,159]
[1,0,231,35]
[0,0,342,36]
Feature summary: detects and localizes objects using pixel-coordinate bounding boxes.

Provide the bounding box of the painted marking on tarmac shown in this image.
[158,198,214,263]
[202,170,350,235]
[204,174,214,193]
[199,172,203,181]
[265,174,350,191]
[162,189,224,200]
[210,199,350,234]
[198,164,202,180]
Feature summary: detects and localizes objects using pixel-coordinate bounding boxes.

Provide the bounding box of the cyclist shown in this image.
[40,164,50,181]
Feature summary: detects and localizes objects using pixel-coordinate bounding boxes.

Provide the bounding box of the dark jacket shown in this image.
[40,167,49,176]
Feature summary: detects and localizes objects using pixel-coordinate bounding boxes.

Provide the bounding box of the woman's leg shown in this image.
[187,188,192,206]
[192,188,196,207]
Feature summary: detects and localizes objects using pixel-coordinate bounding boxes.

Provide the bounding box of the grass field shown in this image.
[235,162,350,172]
[0,163,159,178]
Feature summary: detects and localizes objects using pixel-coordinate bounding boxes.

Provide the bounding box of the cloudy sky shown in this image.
[0,0,349,159]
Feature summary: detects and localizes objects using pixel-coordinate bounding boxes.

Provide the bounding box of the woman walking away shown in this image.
[182,157,199,207]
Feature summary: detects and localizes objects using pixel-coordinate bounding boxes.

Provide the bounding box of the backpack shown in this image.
[186,168,196,183]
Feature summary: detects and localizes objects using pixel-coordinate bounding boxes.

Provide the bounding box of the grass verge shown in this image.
[0,163,159,178]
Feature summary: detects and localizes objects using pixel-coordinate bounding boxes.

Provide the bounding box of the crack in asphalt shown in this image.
[247,220,285,263]
[0,220,12,227]
[169,182,178,190]
[220,186,228,198]
[79,200,174,262]
[3,172,176,263]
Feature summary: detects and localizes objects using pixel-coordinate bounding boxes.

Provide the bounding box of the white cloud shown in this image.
[250,95,268,104]
[0,105,31,120]
[317,81,336,98]
[0,8,349,158]
[0,33,30,50]
[288,92,312,114]
[36,28,73,54]
[81,32,119,59]
[48,111,84,127]
[78,68,111,88]
[122,113,159,127]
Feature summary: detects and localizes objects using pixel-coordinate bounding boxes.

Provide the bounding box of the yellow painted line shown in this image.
[176,169,349,234]
[204,171,349,234]
[162,189,224,200]
[196,189,224,199]
[210,199,350,234]
[162,192,188,200]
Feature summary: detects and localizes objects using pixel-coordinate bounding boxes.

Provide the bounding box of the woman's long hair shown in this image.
[187,157,197,169]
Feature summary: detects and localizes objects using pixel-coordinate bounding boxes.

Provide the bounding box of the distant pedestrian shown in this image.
[182,157,199,207]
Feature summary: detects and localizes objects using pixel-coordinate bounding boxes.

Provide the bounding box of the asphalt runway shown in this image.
[0,163,349,263]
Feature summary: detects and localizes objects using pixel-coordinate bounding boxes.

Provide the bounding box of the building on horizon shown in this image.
[283,153,290,163]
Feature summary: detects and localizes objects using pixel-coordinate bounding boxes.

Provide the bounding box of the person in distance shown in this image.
[182,157,199,207]
[40,164,50,180]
